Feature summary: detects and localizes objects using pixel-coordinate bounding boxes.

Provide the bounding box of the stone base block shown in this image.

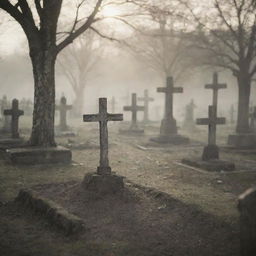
[119,128,144,135]
[150,134,189,145]
[202,145,219,161]
[182,158,235,172]
[0,138,25,150]
[228,133,256,148]
[15,189,84,235]
[160,118,177,135]
[6,146,72,165]
[82,173,124,195]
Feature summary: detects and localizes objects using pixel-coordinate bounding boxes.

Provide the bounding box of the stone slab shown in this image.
[6,146,72,165]
[119,128,144,135]
[15,189,84,235]
[82,173,124,195]
[228,133,256,148]
[0,138,25,150]
[181,158,235,172]
[150,134,189,145]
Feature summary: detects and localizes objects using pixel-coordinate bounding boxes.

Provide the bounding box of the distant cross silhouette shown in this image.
[138,89,154,122]
[83,98,123,175]
[56,96,72,131]
[158,77,183,121]
[197,105,226,146]
[123,93,144,129]
[4,99,24,138]
[205,72,227,109]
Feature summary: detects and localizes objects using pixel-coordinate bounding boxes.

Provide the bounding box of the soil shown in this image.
[0,119,255,256]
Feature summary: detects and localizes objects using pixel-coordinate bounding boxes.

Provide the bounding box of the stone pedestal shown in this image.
[160,118,177,135]
[150,134,189,145]
[6,146,72,165]
[228,133,256,148]
[181,158,235,172]
[0,138,25,151]
[202,145,219,161]
[238,187,256,256]
[82,173,124,195]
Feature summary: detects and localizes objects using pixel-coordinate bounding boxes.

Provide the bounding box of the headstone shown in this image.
[120,93,144,134]
[150,77,189,144]
[138,89,154,122]
[4,99,24,139]
[0,95,11,132]
[182,99,197,131]
[196,105,225,160]
[205,72,227,110]
[249,106,256,133]
[182,105,235,171]
[56,96,72,132]
[229,104,235,124]
[238,187,256,256]
[82,98,124,194]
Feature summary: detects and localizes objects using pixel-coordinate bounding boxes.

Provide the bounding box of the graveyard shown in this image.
[0,1,256,256]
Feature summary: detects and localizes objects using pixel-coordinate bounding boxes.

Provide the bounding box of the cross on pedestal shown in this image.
[83,98,123,175]
[197,105,226,160]
[123,93,144,130]
[4,99,24,138]
[157,76,183,135]
[205,72,227,109]
[138,89,154,122]
[56,96,72,131]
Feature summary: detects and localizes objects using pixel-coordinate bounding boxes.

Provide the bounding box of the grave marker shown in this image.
[249,106,256,132]
[56,96,72,131]
[197,105,225,160]
[4,99,24,138]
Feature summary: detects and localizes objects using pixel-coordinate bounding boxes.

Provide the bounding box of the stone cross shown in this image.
[197,105,226,146]
[83,98,123,175]
[56,96,72,131]
[4,99,24,138]
[138,89,154,122]
[123,93,144,129]
[205,72,227,109]
[157,76,183,135]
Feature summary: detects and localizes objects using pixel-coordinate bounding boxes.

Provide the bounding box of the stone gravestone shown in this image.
[55,96,73,134]
[205,72,227,110]
[4,99,24,139]
[182,99,197,131]
[238,187,256,256]
[151,76,189,144]
[182,105,235,171]
[82,98,124,194]
[138,89,154,122]
[249,106,256,133]
[0,95,11,133]
[120,93,144,134]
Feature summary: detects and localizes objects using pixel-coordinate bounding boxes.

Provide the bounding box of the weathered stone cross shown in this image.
[56,96,72,131]
[4,99,24,138]
[83,98,123,175]
[157,76,183,135]
[197,105,226,146]
[205,72,227,108]
[249,106,256,131]
[138,89,154,122]
[123,93,144,129]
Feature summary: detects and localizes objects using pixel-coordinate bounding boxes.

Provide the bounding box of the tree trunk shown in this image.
[72,83,85,117]
[236,74,251,134]
[29,50,57,147]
